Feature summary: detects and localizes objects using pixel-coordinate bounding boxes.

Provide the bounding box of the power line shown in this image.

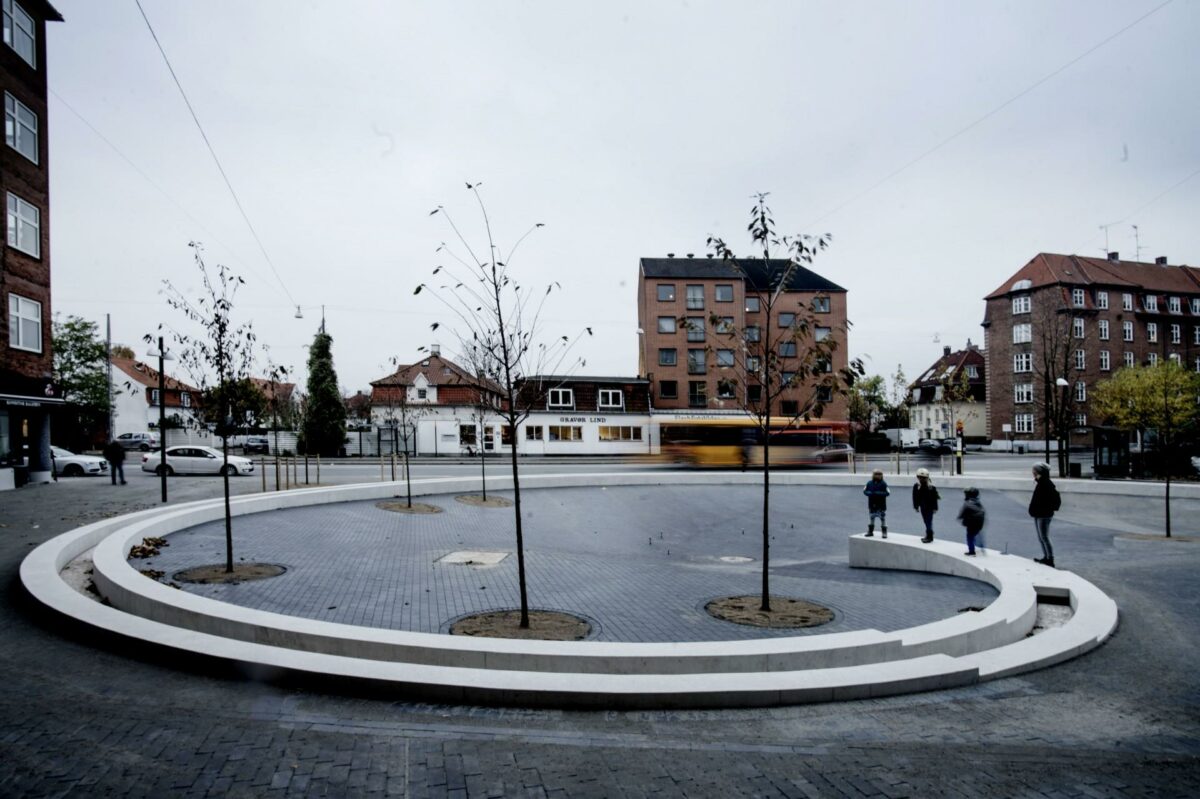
[134,0,297,306]
[1077,166,1200,255]
[805,0,1176,228]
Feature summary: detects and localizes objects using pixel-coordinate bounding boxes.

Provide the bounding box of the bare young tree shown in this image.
[381,355,432,509]
[156,243,257,573]
[415,182,589,628]
[699,194,863,612]
[1031,292,1083,476]
[455,331,505,501]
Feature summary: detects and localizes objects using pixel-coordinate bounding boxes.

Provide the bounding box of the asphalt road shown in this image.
[2,467,1198,797]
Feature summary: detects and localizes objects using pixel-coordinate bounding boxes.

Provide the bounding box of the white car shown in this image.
[141,445,255,476]
[51,446,109,477]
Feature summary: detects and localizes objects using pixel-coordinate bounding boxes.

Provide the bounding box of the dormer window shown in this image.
[1145,295,1158,312]
[598,389,623,410]
[181,392,191,408]
[150,389,161,406]
[417,388,427,399]
[1123,293,1133,311]
[1072,288,1085,307]
[1169,296,1181,314]
[548,388,574,409]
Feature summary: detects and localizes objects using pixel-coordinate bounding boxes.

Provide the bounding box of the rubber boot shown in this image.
[881,525,887,539]
[921,533,933,544]
[865,524,874,537]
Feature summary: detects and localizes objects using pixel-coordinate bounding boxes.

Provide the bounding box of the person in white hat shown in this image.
[912,467,940,543]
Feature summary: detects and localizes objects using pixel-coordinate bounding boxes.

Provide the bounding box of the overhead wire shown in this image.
[133,0,297,307]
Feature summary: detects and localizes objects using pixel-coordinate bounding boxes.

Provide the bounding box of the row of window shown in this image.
[1014,291,1200,316]
[657,283,831,314]
[546,387,625,411]
[1014,319,1200,346]
[518,424,643,443]
[1014,349,1198,375]
[7,291,38,351]
[659,346,833,375]
[1011,412,1088,434]
[1013,381,1088,404]
[149,389,193,408]
[658,379,832,408]
[657,315,831,340]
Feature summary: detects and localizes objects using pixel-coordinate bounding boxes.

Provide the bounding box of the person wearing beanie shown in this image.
[863,468,890,538]
[1028,462,1062,567]
[957,487,986,556]
[912,467,940,543]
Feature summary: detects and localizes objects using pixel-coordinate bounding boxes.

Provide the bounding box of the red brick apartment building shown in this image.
[0,1,62,484]
[982,252,1200,447]
[636,254,849,419]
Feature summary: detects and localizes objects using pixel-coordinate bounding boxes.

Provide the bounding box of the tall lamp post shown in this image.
[1056,377,1069,477]
[147,337,174,503]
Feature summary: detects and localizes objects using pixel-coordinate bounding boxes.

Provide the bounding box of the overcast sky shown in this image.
[45,0,1199,396]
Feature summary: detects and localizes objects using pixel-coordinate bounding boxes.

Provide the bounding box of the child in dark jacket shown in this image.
[957,487,986,555]
[863,469,890,538]
[912,468,940,543]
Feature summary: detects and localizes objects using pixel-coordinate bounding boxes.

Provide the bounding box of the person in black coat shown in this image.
[1028,462,1061,567]
[912,467,940,543]
[102,440,126,486]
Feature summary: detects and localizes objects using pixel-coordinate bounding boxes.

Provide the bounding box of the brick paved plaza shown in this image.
[2,471,1199,796]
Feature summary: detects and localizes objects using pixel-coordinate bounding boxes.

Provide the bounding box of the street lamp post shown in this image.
[147,337,173,503]
[1056,377,1070,477]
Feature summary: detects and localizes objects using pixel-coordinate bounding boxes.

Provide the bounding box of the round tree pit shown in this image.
[455,494,514,508]
[174,563,287,584]
[450,610,590,640]
[376,500,443,514]
[706,595,834,629]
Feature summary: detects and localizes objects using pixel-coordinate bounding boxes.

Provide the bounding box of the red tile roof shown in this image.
[986,253,1200,300]
[111,358,198,393]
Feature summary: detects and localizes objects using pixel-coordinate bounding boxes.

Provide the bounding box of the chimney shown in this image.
[430,343,440,356]
[706,254,714,259]
[686,253,694,258]
[1155,256,1168,266]
[943,345,951,357]
[1108,251,1119,262]
[667,252,675,258]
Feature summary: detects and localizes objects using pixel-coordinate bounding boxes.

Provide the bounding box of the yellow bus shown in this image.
[658,417,849,468]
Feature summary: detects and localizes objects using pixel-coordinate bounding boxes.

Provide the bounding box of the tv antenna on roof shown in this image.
[1132,224,1144,262]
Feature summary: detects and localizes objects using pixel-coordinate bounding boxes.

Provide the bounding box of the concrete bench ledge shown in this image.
[21,472,1119,707]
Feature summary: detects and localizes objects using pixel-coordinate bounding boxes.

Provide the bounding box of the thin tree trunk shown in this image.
[479,419,487,501]
[222,434,233,573]
[1165,471,1172,538]
[761,427,771,612]
[404,448,412,508]
[509,419,529,627]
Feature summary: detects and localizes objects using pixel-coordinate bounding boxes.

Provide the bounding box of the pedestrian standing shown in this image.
[957,487,986,556]
[863,468,890,538]
[1028,462,1061,567]
[912,467,939,543]
[103,439,126,486]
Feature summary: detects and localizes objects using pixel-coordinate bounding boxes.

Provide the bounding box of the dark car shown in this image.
[242,436,270,454]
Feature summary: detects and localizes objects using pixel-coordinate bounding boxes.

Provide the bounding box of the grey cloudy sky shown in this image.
[46,0,1199,394]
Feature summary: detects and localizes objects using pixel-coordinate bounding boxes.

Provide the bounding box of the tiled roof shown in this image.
[111,358,197,393]
[370,354,503,395]
[909,344,986,404]
[985,253,1200,300]
[640,257,846,293]
[249,378,296,404]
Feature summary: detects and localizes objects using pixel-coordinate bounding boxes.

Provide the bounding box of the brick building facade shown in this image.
[0,1,62,484]
[908,342,987,441]
[636,255,850,420]
[982,252,1200,448]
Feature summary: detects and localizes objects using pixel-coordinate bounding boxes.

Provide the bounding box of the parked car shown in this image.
[115,432,160,451]
[51,446,109,477]
[918,438,954,454]
[815,443,855,462]
[242,436,270,454]
[141,445,255,476]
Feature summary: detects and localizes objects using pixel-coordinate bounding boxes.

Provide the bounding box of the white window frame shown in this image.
[181,391,191,408]
[1171,324,1181,344]
[1145,295,1158,312]
[1169,352,1182,365]
[4,91,36,163]
[1123,321,1134,342]
[1012,323,1031,344]
[1014,383,1034,404]
[547,388,574,409]
[1075,382,1086,402]
[1096,291,1108,310]
[1072,288,1085,307]
[1013,352,1032,373]
[1015,413,1034,434]
[1074,413,1087,427]
[1073,317,1084,338]
[1194,327,1200,346]
[1169,296,1181,314]
[1098,319,1109,340]
[1099,350,1110,372]
[1192,298,1200,315]
[1012,295,1031,315]
[1148,353,1159,367]
[1074,349,1085,371]
[1123,293,1133,311]
[2,0,35,68]
[1147,322,1158,343]
[597,388,624,410]
[6,191,38,257]
[7,291,40,352]
[1124,351,1135,367]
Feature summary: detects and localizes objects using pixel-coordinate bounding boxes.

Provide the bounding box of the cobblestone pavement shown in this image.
[3,472,1199,796]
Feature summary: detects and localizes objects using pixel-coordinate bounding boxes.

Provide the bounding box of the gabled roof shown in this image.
[370,353,503,395]
[250,377,296,404]
[521,375,650,386]
[986,253,1200,300]
[909,343,986,403]
[111,358,197,393]
[640,257,846,293]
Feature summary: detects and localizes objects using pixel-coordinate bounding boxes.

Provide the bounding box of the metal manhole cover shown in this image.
[437,550,509,566]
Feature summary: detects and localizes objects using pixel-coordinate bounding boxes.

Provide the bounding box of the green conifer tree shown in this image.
[302,330,346,456]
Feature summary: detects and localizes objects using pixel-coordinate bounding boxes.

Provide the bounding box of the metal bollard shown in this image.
[260,457,266,492]
[316,454,321,485]
[390,453,396,482]
[304,455,309,485]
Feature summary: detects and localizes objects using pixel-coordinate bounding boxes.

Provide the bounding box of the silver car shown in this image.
[51,446,109,477]
[115,432,160,451]
[141,445,255,476]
